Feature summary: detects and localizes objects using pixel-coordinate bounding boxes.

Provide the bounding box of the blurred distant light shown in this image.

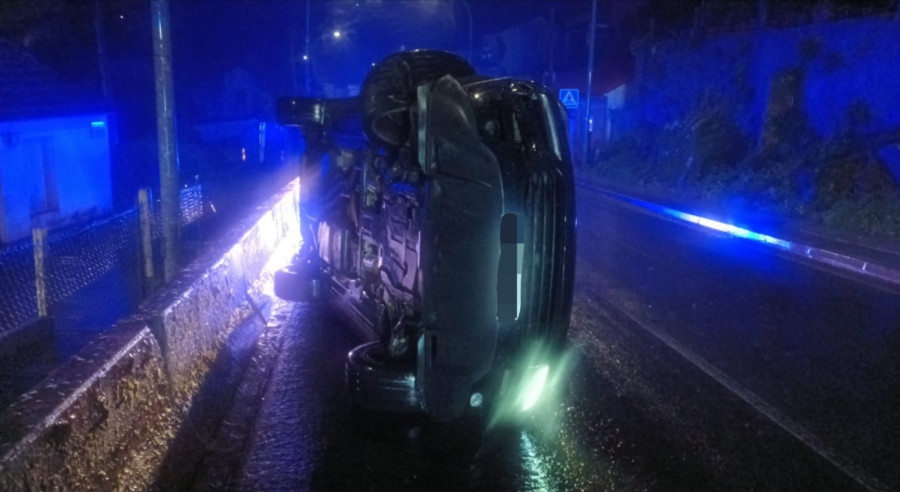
[619,194,793,250]
[241,148,247,162]
[333,30,341,38]
[521,365,549,411]
[91,121,106,129]
[665,209,791,249]
[302,54,309,61]
[119,15,124,19]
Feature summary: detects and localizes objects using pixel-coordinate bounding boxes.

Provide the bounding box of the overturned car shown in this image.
[274,50,575,424]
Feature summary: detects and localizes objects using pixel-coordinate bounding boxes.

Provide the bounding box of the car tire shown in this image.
[346,341,421,414]
[360,50,475,148]
[273,262,323,303]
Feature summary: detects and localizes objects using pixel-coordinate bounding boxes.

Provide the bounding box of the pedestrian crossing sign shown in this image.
[559,89,579,109]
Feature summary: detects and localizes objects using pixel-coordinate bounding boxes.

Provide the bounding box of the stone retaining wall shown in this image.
[0,178,300,491]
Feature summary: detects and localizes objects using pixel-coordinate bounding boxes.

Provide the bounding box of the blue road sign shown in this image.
[559,88,580,109]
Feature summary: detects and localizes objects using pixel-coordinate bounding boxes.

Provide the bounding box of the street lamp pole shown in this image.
[460,0,473,61]
[583,0,598,167]
[150,0,181,281]
[305,0,311,94]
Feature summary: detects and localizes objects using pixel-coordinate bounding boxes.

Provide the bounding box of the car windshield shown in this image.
[1,1,899,490]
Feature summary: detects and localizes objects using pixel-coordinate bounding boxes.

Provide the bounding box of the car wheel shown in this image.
[346,341,420,414]
[360,49,475,148]
[273,261,323,303]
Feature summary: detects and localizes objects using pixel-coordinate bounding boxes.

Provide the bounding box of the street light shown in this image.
[333,29,342,38]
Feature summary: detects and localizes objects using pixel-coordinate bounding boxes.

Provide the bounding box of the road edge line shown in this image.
[576,182,900,289]
[605,301,891,492]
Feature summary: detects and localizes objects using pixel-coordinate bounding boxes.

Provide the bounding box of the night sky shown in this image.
[0,0,605,136]
[2,0,892,137]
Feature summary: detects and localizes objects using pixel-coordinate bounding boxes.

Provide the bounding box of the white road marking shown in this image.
[611,303,891,492]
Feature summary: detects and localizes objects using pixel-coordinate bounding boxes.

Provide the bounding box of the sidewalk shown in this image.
[575,174,900,289]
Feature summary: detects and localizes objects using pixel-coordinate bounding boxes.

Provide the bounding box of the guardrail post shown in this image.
[32,228,48,318]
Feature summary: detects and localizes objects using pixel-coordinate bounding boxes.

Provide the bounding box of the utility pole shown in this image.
[460,0,473,61]
[305,0,311,94]
[290,26,298,94]
[151,0,181,281]
[92,0,111,101]
[757,0,768,27]
[549,5,556,86]
[582,0,598,167]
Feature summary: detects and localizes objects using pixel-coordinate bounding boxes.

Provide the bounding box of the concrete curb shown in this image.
[577,181,900,288]
[0,178,300,491]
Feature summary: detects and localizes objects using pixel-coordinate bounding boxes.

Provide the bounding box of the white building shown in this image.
[0,39,112,243]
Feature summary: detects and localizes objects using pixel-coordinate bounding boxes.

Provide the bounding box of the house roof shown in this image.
[0,38,108,122]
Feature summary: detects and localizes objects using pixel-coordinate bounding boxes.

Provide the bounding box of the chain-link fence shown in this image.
[0,185,205,338]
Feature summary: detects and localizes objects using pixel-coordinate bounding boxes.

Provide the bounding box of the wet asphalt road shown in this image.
[189,184,900,491]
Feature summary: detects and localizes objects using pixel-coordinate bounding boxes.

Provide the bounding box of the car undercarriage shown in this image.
[274,50,575,425]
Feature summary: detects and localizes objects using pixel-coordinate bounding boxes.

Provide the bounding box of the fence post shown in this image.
[139,188,155,282]
[32,228,48,318]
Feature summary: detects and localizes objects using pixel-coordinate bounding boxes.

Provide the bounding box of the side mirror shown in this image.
[275,96,360,130]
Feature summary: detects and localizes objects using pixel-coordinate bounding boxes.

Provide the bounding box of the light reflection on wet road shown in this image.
[572,185,899,490]
[190,184,900,491]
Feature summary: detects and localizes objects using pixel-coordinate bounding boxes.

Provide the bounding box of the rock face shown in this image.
[596,16,900,237]
[626,17,900,145]
[0,179,300,491]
